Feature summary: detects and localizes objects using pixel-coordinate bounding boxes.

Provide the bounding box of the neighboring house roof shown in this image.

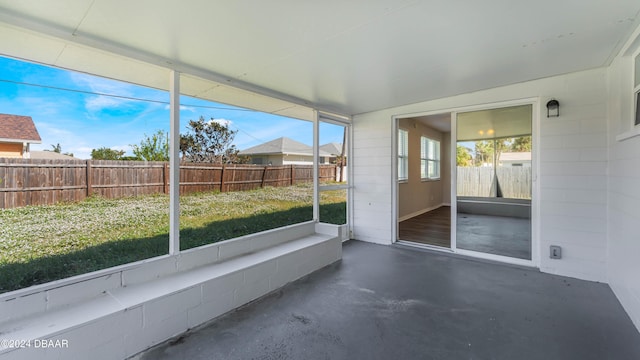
[240,137,332,157]
[499,152,531,162]
[30,151,77,160]
[0,113,42,143]
[319,142,345,156]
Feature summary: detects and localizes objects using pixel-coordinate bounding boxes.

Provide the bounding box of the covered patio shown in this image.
[138,241,640,360]
[1,1,640,359]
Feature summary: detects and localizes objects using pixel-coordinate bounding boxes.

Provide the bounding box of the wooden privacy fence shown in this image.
[456,166,532,199]
[0,158,338,209]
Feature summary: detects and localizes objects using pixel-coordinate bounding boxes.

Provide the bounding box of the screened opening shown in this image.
[176,84,316,250]
[0,55,338,293]
[318,120,349,226]
[0,56,171,293]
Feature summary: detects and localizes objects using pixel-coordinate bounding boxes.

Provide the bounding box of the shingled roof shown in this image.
[239,137,332,157]
[0,114,42,143]
[319,142,345,156]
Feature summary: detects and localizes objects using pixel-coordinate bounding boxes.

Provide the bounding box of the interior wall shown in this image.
[398,119,444,220]
[353,67,609,282]
[606,46,640,331]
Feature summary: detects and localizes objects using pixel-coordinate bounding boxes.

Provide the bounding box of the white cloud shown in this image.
[164,104,196,112]
[15,96,74,117]
[69,72,134,95]
[210,118,232,127]
[35,122,76,138]
[69,72,149,113]
[85,95,133,112]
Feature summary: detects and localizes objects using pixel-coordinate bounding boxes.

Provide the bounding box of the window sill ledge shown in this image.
[616,126,640,142]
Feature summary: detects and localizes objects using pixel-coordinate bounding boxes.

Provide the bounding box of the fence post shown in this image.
[163,163,169,194]
[290,164,295,185]
[86,160,92,197]
[220,164,226,192]
[24,160,30,206]
[261,165,267,188]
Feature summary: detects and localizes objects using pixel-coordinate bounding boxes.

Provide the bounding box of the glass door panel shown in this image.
[456,105,532,260]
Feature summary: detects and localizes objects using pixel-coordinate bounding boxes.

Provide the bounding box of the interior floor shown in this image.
[137,241,640,360]
[398,206,451,247]
[399,207,531,260]
[457,213,531,260]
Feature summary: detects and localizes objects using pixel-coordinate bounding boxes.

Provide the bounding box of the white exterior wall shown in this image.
[353,67,609,282]
[607,48,640,330]
[352,112,394,244]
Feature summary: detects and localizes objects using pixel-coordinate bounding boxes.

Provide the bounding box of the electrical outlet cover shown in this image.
[550,245,562,259]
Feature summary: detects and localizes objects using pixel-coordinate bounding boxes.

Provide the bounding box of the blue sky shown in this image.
[0,56,344,159]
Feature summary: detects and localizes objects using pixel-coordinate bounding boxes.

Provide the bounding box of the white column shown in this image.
[169,71,180,255]
[313,111,319,221]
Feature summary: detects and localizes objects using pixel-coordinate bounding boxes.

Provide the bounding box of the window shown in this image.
[635,52,640,126]
[421,136,440,180]
[398,129,408,181]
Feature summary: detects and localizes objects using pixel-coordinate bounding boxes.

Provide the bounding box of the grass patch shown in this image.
[0,184,346,293]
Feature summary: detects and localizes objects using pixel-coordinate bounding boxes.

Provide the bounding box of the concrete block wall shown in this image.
[353,67,610,282]
[0,223,343,359]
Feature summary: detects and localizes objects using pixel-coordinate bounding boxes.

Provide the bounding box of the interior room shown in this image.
[397,114,452,248]
[0,2,639,359]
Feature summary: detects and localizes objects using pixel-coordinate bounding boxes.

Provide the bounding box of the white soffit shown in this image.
[457,105,532,141]
[0,14,317,121]
[0,1,639,116]
[180,74,315,121]
[0,22,171,93]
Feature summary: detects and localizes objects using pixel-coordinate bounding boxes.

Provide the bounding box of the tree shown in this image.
[509,136,531,152]
[180,116,248,164]
[131,130,169,161]
[47,143,73,157]
[456,145,472,166]
[474,141,494,166]
[91,147,126,160]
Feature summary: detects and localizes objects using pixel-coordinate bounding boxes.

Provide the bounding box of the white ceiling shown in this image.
[457,105,532,141]
[0,1,639,118]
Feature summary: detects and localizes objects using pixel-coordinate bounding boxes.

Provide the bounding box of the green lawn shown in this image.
[0,184,346,293]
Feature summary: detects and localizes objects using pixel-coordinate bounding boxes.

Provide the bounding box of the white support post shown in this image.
[313,110,320,221]
[169,71,180,255]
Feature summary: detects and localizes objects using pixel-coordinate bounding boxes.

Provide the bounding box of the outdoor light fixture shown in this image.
[546,99,560,117]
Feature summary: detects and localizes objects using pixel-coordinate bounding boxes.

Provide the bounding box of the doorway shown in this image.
[396,113,452,249]
[455,104,533,260]
[395,101,536,265]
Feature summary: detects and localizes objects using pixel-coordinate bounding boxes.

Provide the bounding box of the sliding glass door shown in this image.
[455,105,532,260]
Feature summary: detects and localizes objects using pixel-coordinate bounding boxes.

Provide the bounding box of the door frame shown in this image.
[392,97,540,268]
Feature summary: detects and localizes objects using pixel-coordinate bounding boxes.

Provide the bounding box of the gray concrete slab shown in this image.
[457,214,532,260]
[136,241,640,360]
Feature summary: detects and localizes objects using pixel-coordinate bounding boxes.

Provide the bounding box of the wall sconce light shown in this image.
[546,99,560,118]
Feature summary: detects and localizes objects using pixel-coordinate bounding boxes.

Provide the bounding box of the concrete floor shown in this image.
[136,241,640,360]
[457,213,531,260]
